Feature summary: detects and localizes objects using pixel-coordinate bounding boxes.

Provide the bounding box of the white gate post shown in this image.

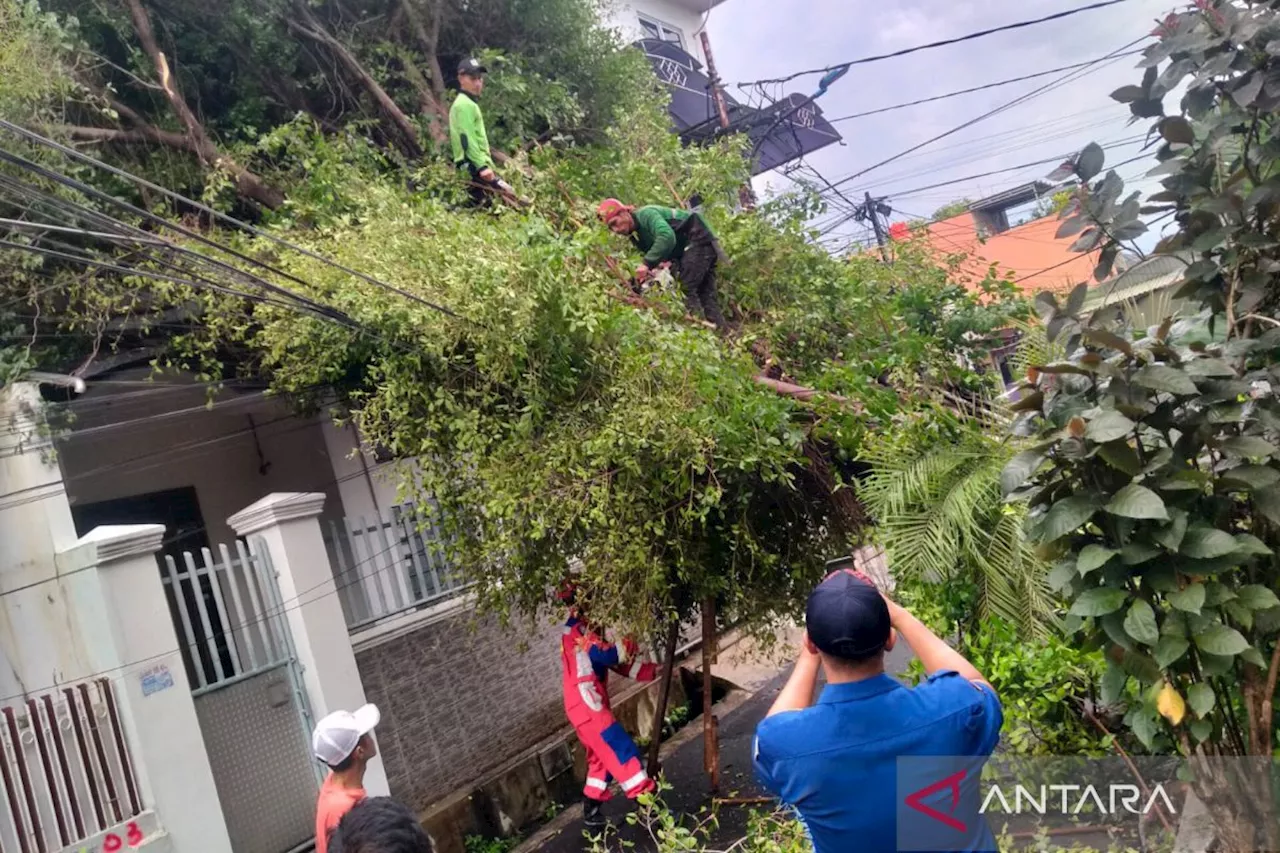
[57,524,234,853]
[229,493,390,795]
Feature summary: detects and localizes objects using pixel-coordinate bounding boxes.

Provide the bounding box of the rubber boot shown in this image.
[583,796,606,832]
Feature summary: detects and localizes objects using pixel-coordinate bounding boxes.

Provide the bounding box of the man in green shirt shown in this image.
[450,57,511,206]
[596,198,728,330]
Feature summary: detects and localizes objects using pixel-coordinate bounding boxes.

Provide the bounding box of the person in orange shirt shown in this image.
[312,704,381,853]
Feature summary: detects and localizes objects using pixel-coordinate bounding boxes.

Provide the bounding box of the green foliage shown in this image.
[587,785,808,853]
[931,198,974,222]
[1003,5,1280,843]
[1032,190,1073,220]
[0,0,75,120]
[897,577,1112,757]
[860,429,1053,637]
[464,835,519,853]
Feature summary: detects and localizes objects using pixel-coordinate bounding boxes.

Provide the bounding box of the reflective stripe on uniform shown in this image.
[628,662,643,679]
[585,777,609,790]
[576,649,594,679]
[620,771,649,792]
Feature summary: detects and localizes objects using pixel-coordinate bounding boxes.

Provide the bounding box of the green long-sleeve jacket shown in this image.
[631,206,717,265]
[449,92,494,171]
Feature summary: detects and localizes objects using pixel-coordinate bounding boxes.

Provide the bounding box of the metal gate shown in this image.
[160,537,320,853]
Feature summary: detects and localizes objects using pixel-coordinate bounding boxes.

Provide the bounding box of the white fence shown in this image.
[160,541,293,693]
[0,679,143,853]
[323,502,468,631]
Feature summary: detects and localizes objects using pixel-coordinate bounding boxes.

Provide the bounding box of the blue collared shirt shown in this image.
[753,670,1003,853]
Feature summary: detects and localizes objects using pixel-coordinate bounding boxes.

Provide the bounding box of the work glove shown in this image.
[635,264,652,284]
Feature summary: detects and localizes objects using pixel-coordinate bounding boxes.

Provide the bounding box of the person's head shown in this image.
[313,704,380,775]
[596,198,635,235]
[329,797,433,853]
[804,568,895,680]
[457,57,487,96]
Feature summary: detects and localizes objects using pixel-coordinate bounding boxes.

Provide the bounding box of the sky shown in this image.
[701,0,1179,255]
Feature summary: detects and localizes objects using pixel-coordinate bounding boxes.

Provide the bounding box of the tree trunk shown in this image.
[120,0,284,209]
[701,596,720,792]
[288,2,423,159]
[396,49,447,145]
[645,619,681,778]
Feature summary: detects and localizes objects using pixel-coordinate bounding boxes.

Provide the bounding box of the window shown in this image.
[639,14,684,48]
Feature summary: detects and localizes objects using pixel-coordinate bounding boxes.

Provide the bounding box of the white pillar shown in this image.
[0,381,94,697]
[58,524,233,853]
[228,493,390,795]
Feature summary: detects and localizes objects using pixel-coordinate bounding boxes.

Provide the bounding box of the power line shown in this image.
[733,0,1137,88]
[825,50,1144,125]
[887,146,1149,202]
[0,121,468,325]
[821,36,1147,197]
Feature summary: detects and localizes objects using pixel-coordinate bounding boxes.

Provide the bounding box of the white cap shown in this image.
[312,704,380,766]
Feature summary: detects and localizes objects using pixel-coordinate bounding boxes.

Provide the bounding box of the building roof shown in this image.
[890,210,1105,295]
[968,181,1058,213]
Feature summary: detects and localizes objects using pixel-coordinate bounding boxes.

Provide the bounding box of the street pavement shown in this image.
[535,640,916,852]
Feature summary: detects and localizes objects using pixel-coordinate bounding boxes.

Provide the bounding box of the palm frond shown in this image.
[860,431,1056,636]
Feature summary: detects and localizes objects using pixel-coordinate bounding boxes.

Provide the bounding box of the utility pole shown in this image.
[854,191,893,263]
[700,30,757,210]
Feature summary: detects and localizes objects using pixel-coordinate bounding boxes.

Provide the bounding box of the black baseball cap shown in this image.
[458,57,488,76]
[805,570,891,660]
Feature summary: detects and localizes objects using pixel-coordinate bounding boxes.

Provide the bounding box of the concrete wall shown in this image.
[355,605,568,814]
[54,371,346,547]
[0,383,97,698]
[321,419,405,523]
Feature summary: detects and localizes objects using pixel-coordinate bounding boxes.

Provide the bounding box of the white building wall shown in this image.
[604,0,712,64]
[55,373,346,547]
[320,420,404,524]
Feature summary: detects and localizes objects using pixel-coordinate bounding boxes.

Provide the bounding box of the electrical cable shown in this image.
[733,0,1137,87]
[820,35,1148,197]
[825,49,1144,124]
[0,121,469,325]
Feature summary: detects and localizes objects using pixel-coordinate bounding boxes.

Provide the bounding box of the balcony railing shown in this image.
[323,501,469,632]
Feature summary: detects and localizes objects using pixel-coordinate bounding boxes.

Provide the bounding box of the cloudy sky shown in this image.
[701,0,1178,253]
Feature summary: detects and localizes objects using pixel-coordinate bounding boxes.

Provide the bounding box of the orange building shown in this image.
[888,181,1111,296]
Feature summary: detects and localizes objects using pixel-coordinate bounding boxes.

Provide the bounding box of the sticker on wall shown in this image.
[139,664,174,697]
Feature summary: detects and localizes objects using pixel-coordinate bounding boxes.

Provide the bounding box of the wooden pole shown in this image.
[701,596,720,791]
[698,31,756,211]
[646,620,681,778]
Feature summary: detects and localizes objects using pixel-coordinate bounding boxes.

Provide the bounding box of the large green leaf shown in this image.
[1086,411,1136,443]
[1000,449,1045,495]
[1154,635,1190,667]
[1187,683,1215,717]
[1077,544,1118,576]
[1181,526,1239,559]
[1194,624,1249,656]
[1220,465,1280,490]
[1041,495,1098,542]
[1048,559,1078,593]
[1168,584,1206,614]
[1101,663,1128,705]
[1124,599,1160,645]
[1105,484,1168,520]
[1232,534,1273,557]
[1219,436,1279,458]
[1152,509,1188,551]
[1071,587,1128,616]
[1134,364,1198,395]
[1099,441,1143,476]
[1237,584,1280,610]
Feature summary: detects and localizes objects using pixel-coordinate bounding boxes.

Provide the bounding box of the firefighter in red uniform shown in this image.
[558,582,658,829]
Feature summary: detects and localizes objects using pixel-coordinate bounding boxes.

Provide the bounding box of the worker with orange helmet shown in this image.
[597,198,728,331]
[557,579,659,830]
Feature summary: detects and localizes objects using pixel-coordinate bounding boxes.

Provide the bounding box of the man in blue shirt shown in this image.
[753,568,1003,853]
